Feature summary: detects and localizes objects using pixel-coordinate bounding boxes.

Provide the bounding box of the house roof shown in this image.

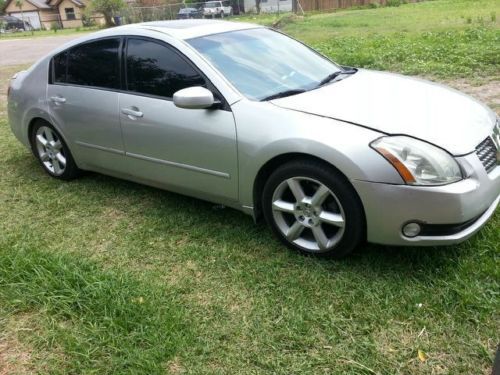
[49,0,85,7]
[4,0,52,10]
[28,0,52,8]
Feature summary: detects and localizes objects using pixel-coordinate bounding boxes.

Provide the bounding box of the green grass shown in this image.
[232,0,500,80]
[1,0,500,373]
[0,26,97,39]
[0,247,191,374]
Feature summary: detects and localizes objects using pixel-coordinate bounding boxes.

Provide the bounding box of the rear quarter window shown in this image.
[51,51,67,84]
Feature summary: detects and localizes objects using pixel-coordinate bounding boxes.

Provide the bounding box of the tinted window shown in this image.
[52,51,67,84]
[126,38,205,98]
[66,38,120,89]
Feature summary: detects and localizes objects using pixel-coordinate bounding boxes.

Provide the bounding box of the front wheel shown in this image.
[262,160,365,258]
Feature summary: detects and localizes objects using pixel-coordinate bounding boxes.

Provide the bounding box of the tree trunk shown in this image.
[103,12,114,27]
[255,0,261,13]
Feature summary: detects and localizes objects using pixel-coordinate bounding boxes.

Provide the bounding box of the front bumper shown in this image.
[353,153,499,246]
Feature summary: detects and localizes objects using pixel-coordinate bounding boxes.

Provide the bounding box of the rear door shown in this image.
[47,37,128,173]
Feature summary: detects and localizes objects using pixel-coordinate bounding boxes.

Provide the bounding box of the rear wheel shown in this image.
[30,120,80,180]
[262,160,365,258]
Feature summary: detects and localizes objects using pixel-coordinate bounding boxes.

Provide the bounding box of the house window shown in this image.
[65,8,76,20]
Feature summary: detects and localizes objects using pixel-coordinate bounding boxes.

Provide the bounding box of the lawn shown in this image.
[0,1,499,374]
[0,26,97,40]
[234,0,500,83]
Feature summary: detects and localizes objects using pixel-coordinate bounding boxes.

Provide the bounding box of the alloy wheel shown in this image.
[35,126,67,176]
[271,177,345,252]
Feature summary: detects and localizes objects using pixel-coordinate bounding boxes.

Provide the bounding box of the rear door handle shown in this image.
[121,107,143,119]
[50,96,66,104]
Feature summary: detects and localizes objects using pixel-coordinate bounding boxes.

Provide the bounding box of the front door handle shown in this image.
[121,107,143,119]
[50,96,66,104]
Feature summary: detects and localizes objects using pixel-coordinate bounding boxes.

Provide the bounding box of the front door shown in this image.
[119,37,238,201]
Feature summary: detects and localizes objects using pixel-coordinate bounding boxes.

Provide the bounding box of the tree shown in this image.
[91,0,124,27]
[255,0,261,13]
[15,0,24,24]
[0,0,7,15]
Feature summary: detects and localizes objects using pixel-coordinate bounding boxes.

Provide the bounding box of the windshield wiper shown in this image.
[261,89,306,101]
[317,68,358,87]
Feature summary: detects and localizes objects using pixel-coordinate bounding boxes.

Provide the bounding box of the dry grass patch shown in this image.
[447,79,500,113]
[0,313,64,375]
[0,336,32,375]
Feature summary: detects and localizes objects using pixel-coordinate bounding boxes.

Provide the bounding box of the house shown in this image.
[3,0,104,29]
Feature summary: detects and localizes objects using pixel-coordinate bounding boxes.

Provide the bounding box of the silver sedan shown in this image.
[7,20,500,258]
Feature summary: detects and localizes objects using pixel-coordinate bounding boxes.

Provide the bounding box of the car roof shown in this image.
[1,15,23,21]
[113,20,261,40]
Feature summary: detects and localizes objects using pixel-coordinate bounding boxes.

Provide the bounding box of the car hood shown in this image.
[271,70,497,155]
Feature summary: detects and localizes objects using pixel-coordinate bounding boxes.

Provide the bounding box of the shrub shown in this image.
[51,21,60,32]
[386,0,401,7]
[82,12,96,27]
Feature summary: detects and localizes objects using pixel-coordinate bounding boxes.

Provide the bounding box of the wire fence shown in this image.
[114,0,424,24]
[117,1,243,24]
[297,0,423,12]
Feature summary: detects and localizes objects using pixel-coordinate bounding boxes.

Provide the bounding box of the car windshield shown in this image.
[188,28,341,100]
[205,2,219,7]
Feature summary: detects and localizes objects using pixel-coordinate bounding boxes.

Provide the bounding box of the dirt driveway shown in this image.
[0,35,85,66]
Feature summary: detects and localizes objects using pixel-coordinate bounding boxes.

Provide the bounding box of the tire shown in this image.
[262,159,365,259]
[30,119,80,180]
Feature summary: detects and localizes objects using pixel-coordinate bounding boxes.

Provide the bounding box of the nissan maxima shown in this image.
[7,20,499,258]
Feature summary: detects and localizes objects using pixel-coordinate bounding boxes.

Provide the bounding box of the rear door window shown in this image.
[65,38,121,89]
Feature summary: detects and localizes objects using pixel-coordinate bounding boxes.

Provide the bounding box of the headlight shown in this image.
[371,136,463,185]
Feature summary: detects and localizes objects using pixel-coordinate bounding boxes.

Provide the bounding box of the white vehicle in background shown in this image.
[203,1,233,18]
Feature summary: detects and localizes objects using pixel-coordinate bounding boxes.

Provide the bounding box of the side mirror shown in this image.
[173,86,219,109]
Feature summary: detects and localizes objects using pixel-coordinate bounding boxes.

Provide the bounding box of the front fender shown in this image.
[232,100,404,209]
